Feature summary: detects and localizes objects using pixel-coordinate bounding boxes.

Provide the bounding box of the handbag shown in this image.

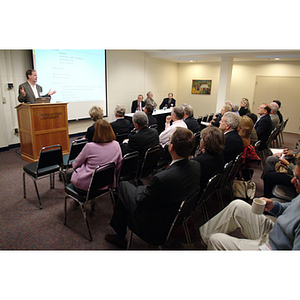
[232,179,256,201]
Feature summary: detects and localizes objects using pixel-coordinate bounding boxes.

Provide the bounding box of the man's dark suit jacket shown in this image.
[192,151,224,192]
[146,113,157,127]
[85,124,96,142]
[159,98,176,109]
[184,116,200,133]
[110,118,131,135]
[127,158,200,245]
[122,127,159,169]
[254,114,272,150]
[18,82,49,104]
[223,130,244,164]
[131,100,146,113]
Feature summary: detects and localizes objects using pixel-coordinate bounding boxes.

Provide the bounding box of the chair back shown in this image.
[116,132,129,144]
[68,138,88,166]
[198,173,221,206]
[197,116,203,125]
[165,190,200,242]
[217,160,234,190]
[202,114,208,122]
[229,152,243,180]
[158,144,172,169]
[149,124,158,131]
[139,145,161,178]
[37,144,63,174]
[190,131,201,156]
[266,127,279,148]
[87,162,116,201]
[207,113,214,122]
[254,140,261,152]
[118,151,139,182]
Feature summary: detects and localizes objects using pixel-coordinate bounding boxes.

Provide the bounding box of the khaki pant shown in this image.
[199,200,274,250]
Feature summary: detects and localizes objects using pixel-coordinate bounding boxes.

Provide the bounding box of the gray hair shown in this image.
[224,112,241,130]
[182,104,194,117]
[270,102,279,113]
[232,103,239,111]
[132,111,148,128]
[114,104,126,117]
[172,106,184,120]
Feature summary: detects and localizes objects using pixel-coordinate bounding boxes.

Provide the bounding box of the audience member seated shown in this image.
[159,92,176,109]
[238,115,254,148]
[269,102,280,129]
[219,112,243,164]
[254,103,272,150]
[159,106,187,147]
[71,120,122,192]
[210,105,231,128]
[192,126,225,193]
[144,104,157,127]
[121,111,159,172]
[131,94,145,113]
[273,100,283,123]
[239,98,250,116]
[110,104,131,137]
[245,113,258,145]
[199,157,300,250]
[232,103,240,115]
[144,91,158,108]
[182,103,200,133]
[261,148,300,198]
[105,127,201,248]
[225,100,234,112]
[85,105,103,142]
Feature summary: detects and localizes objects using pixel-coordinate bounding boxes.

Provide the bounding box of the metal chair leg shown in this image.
[127,231,133,249]
[182,221,192,244]
[64,196,68,225]
[80,204,93,241]
[23,172,26,198]
[33,179,43,209]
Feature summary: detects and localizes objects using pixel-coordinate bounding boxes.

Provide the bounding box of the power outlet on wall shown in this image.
[14,128,19,134]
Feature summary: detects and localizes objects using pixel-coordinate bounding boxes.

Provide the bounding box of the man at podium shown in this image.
[18,69,56,104]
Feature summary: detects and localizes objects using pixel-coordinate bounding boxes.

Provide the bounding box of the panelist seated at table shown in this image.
[144,91,158,108]
[159,93,176,109]
[18,69,56,104]
[131,94,146,113]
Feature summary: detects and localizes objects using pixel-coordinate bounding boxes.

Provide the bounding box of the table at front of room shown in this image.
[125,108,172,134]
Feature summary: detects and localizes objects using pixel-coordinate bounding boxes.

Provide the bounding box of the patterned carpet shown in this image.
[0,132,299,250]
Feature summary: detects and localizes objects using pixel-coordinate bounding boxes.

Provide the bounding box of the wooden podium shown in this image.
[16,102,70,163]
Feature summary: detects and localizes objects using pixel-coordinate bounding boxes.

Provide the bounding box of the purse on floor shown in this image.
[232,179,256,201]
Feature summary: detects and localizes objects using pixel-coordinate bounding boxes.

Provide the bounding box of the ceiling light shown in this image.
[275,57,280,60]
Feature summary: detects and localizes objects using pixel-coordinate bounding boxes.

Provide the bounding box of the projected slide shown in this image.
[33,49,107,120]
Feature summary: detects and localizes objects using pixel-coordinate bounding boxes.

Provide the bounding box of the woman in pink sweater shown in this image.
[71,119,122,192]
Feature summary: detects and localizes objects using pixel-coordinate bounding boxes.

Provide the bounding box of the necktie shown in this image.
[139,103,141,111]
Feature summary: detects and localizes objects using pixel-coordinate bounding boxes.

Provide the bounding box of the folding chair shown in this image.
[116,132,129,144]
[190,131,201,157]
[207,113,214,122]
[64,162,116,241]
[127,190,199,249]
[23,144,63,209]
[117,151,139,183]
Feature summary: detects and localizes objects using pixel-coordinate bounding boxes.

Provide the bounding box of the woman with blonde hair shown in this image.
[85,105,104,142]
[71,119,122,192]
[239,98,250,116]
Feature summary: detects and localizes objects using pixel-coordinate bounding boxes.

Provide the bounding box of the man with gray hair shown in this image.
[122,111,159,172]
[219,112,243,163]
[270,102,280,129]
[110,104,131,136]
[182,103,200,133]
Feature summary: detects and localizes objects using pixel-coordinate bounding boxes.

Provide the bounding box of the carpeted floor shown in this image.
[0,132,299,250]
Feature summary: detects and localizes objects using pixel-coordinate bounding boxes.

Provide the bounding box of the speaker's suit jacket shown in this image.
[159,98,176,109]
[223,130,244,164]
[254,114,272,150]
[131,100,146,113]
[110,158,201,245]
[18,81,49,104]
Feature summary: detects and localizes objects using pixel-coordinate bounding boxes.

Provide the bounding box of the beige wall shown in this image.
[0,50,299,148]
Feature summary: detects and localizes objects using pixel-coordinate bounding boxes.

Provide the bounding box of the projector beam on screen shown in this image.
[32,49,107,120]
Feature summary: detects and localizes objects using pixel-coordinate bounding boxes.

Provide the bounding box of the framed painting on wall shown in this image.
[191,80,212,95]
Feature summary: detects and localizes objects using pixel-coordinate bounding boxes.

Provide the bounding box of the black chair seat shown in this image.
[271,184,298,202]
[24,163,61,177]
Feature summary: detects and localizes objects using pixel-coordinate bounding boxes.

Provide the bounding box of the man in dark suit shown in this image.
[219,112,243,164]
[105,127,201,248]
[159,93,176,109]
[18,69,56,103]
[182,104,200,133]
[121,111,159,170]
[254,103,272,150]
[131,94,146,113]
[110,104,131,138]
[144,104,157,127]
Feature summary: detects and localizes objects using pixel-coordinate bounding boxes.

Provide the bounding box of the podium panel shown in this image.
[16,103,70,163]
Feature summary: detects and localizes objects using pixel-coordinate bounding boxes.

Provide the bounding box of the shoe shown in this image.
[105,234,127,249]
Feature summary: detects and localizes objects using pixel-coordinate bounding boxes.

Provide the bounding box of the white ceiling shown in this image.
[140,49,300,63]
